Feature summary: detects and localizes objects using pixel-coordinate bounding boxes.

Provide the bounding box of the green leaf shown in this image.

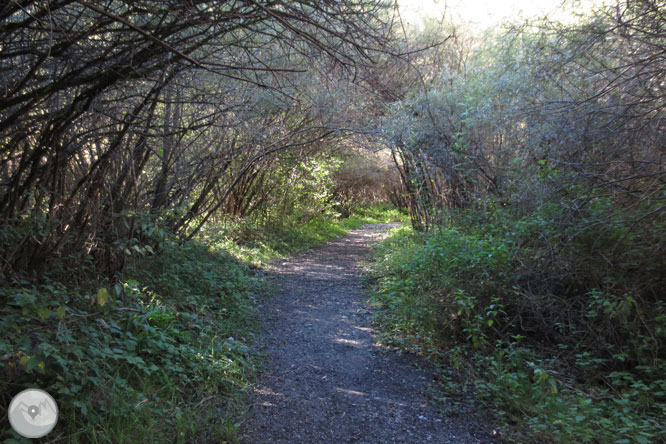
[26,356,41,372]
[97,288,110,307]
[37,307,51,320]
[18,355,30,369]
[73,400,88,416]
[56,305,66,320]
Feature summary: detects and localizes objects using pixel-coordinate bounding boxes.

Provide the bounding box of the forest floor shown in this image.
[241,223,499,444]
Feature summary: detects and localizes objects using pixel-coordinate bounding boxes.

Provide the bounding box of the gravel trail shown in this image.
[242,223,498,444]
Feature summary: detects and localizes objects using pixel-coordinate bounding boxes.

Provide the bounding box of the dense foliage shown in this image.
[372,1,666,442]
[1,232,257,442]
[0,0,394,277]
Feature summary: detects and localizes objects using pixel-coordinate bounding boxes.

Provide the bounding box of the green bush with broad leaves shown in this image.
[1,234,256,443]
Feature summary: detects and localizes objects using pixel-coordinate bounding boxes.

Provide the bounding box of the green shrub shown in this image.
[371,224,511,348]
[369,200,666,443]
[1,238,256,443]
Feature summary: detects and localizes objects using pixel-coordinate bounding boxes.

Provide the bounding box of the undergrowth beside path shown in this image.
[1,206,405,443]
[368,221,666,444]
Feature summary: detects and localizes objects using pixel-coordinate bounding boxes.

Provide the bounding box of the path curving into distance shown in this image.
[242,223,498,444]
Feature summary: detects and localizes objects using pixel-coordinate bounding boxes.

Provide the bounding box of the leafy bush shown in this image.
[1,238,256,443]
[371,225,511,348]
[369,198,666,443]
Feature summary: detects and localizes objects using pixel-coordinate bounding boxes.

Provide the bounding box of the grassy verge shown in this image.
[1,204,404,443]
[368,218,666,444]
[201,204,408,266]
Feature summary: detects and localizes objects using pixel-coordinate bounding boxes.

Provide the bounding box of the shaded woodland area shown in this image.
[1,0,665,442]
[372,1,666,442]
[0,1,403,441]
[0,0,400,276]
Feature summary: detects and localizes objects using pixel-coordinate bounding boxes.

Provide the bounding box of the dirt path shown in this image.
[242,223,497,444]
